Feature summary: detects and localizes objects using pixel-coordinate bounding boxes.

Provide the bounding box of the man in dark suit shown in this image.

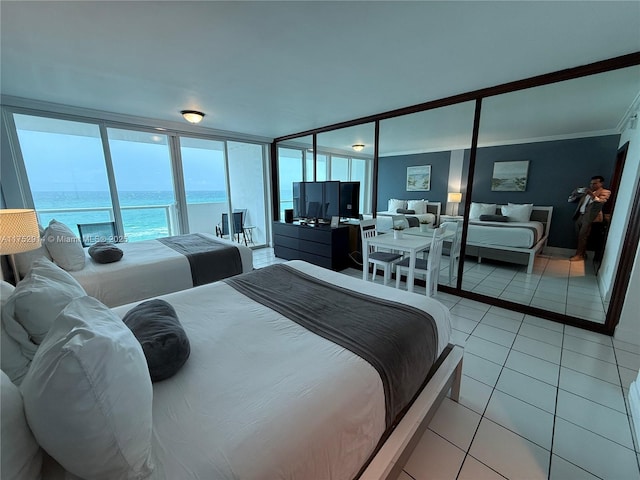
[568,175,611,261]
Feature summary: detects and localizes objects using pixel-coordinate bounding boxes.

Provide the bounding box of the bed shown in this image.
[376,201,442,231]
[443,204,553,274]
[68,233,253,307]
[2,259,462,480]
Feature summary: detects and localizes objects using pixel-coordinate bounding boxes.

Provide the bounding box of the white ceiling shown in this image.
[1,1,639,148]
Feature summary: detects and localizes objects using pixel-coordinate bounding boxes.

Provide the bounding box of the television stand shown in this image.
[273,221,350,270]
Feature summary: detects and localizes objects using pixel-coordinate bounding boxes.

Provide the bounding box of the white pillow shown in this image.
[1,280,15,308]
[1,323,33,387]
[388,198,407,212]
[469,202,497,220]
[42,219,85,271]
[14,245,53,278]
[2,257,86,356]
[20,296,154,480]
[1,370,42,480]
[407,200,428,214]
[502,203,534,222]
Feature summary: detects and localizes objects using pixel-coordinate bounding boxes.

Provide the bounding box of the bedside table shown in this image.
[440,215,463,225]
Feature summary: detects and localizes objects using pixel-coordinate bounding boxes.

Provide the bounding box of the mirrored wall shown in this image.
[273,58,640,332]
[467,65,640,324]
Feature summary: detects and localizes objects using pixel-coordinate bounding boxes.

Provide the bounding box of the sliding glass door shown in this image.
[107,128,177,241]
[180,137,228,236]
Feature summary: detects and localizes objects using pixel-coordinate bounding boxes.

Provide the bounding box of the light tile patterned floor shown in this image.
[252,248,640,479]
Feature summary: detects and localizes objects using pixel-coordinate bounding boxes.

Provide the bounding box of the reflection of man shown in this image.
[568,175,611,261]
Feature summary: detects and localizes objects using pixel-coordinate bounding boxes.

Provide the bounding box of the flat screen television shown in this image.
[339,181,360,219]
[291,181,340,222]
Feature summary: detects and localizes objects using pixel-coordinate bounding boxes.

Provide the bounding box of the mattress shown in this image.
[139,261,451,480]
[69,233,253,307]
[448,220,545,249]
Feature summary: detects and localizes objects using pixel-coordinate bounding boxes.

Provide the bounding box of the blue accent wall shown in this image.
[377,151,451,211]
[377,135,620,248]
[466,135,620,248]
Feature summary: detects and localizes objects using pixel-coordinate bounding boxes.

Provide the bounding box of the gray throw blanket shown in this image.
[158,234,242,286]
[225,264,438,427]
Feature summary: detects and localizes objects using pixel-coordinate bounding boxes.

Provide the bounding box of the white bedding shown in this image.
[455,220,545,248]
[133,261,451,480]
[377,210,436,227]
[69,233,253,307]
[42,260,451,480]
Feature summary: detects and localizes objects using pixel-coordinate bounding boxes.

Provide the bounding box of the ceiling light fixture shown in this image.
[352,144,365,152]
[181,110,205,124]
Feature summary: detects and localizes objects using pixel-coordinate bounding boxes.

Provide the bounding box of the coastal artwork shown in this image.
[491,160,529,192]
[406,165,431,191]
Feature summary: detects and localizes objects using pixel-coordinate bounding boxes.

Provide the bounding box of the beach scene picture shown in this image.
[406,165,431,191]
[491,160,529,192]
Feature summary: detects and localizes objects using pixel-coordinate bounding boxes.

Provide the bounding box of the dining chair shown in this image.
[395,226,445,297]
[360,218,403,286]
[77,221,118,248]
[442,219,463,285]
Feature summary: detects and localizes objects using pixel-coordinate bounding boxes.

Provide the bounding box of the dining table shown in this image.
[362,228,454,293]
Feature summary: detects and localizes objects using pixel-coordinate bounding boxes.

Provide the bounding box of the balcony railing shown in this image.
[37,204,178,242]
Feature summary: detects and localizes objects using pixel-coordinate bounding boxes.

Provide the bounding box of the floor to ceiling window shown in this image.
[6,110,269,247]
[227,141,267,246]
[13,115,114,231]
[180,137,228,236]
[107,128,177,241]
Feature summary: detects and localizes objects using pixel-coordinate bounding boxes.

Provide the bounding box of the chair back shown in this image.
[449,220,462,259]
[426,227,446,297]
[221,211,244,236]
[359,218,378,254]
[77,221,117,247]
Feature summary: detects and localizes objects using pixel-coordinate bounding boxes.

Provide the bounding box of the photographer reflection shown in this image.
[568,175,611,261]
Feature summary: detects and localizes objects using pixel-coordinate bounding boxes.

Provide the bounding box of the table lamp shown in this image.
[447,192,462,216]
[0,209,41,283]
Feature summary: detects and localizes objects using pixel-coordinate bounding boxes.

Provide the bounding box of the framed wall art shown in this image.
[406,165,431,191]
[491,160,529,191]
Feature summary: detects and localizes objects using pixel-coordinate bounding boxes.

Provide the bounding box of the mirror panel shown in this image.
[316,123,375,215]
[468,65,640,322]
[378,102,476,287]
[276,135,312,219]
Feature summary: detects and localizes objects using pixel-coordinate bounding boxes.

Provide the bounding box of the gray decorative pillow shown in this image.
[88,242,123,264]
[122,299,190,382]
[479,214,509,222]
[396,208,416,214]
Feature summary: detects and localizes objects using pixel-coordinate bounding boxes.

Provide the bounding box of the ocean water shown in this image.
[33,190,226,242]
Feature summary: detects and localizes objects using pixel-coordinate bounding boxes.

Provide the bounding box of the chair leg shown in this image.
[396,266,402,289]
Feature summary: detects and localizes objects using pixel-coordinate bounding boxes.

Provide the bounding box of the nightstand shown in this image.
[440,215,463,225]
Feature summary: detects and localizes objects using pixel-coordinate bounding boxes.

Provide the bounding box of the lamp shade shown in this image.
[0,209,41,255]
[447,192,462,203]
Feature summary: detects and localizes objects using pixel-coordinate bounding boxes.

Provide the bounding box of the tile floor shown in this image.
[441,252,607,324]
[252,248,640,479]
